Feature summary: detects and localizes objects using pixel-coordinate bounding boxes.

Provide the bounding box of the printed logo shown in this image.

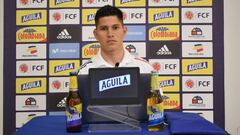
[82,0,112,7]
[49,9,80,24]
[123,42,146,58]
[149,59,179,74]
[149,0,179,6]
[182,8,212,23]
[49,77,69,93]
[82,26,96,41]
[16,112,46,128]
[16,61,47,76]
[16,95,46,111]
[162,94,180,110]
[182,0,212,6]
[158,76,179,92]
[121,8,146,24]
[182,76,213,92]
[124,25,146,41]
[48,25,81,42]
[82,9,97,24]
[182,42,213,57]
[182,25,212,41]
[49,43,80,59]
[149,42,179,58]
[16,78,46,94]
[47,93,68,111]
[99,74,131,92]
[148,8,179,24]
[182,59,213,74]
[17,0,47,8]
[16,10,47,25]
[82,43,100,58]
[49,60,80,76]
[16,27,47,42]
[57,97,67,107]
[49,0,80,8]
[16,44,46,59]
[149,25,180,40]
[182,94,213,109]
[115,0,146,7]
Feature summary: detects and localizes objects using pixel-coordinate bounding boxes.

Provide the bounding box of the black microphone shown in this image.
[115,62,119,67]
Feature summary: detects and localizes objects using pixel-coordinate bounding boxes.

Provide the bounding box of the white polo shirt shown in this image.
[78,49,153,74]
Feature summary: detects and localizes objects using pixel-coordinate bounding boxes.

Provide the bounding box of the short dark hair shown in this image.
[95,5,123,27]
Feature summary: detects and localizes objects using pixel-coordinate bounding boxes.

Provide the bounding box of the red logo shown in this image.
[19,64,28,73]
[185,79,194,88]
[20,0,29,5]
[86,0,94,4]
[123,12,127,20]
[185,11,194,20]
[53,12,61,22]
[152,0,160,3]
[152,62,160,72]
[52,80,61,90]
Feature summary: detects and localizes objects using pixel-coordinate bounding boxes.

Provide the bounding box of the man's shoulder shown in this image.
[78,60,94,74]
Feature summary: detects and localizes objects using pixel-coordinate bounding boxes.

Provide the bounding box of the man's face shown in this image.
[94,16,127,52]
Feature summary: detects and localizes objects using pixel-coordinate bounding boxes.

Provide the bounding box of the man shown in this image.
[78,5,153,74]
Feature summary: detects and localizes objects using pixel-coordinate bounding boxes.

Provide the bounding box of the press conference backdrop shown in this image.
[3,0,224,134]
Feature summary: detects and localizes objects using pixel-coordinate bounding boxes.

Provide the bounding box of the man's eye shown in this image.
[113,26,119,30]
[100,27,107,31]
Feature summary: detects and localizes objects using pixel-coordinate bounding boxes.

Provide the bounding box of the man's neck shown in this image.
[100,47,124,66]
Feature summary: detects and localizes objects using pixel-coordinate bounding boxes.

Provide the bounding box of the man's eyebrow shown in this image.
[97,24,121,28]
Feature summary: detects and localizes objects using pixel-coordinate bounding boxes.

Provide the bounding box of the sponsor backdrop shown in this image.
[4,0,224,134]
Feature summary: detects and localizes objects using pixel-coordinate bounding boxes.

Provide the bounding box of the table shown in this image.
[13,116,171,135]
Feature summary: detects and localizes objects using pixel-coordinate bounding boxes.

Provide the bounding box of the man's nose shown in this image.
[107,29,114,37]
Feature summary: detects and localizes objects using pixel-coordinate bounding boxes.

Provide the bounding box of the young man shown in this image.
[78,5,153,74]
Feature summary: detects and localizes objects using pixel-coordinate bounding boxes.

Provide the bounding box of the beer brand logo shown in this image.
[121,0,140,4]
[192,96,203,104]
[87,14,95,22]
[21,80,42,91]
[163,100,179,107]
[163,95,179,108]
[193,44,204,52]
[27,46,38,54]
[154,11,174,21]
[52,12,62,21]
[19,64,29,73]
[54,63,75,73]
[185,79,194,88]
[52,80,61,89]
[191,27,202,36]
[185,11,194,20]
[20,0,29,5]
[55,0,74,5]
[82,43,100,58]
[187,0,203,4]
[57,29,72,39]
[21,13,42,23]
[187,62,208,72]
[125,44,136,53]
[156,45,172,55]
[152,62,161,72]
[99,74,131,92]
[160,79,174,88]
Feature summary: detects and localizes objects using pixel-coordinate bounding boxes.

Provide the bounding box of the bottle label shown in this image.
[66,104,82,127]
[147,103,164,126]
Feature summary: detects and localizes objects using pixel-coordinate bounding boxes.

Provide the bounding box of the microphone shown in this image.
[115,62,119,68]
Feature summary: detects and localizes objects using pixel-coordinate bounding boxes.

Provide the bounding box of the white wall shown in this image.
[0,0,4,134]
[224,0,240,135]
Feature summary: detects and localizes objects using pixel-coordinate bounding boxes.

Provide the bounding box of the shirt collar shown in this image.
[91,49,134,67]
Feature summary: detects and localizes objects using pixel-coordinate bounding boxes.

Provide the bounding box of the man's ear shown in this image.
[93,28,98,40]
[123,26,128,35]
